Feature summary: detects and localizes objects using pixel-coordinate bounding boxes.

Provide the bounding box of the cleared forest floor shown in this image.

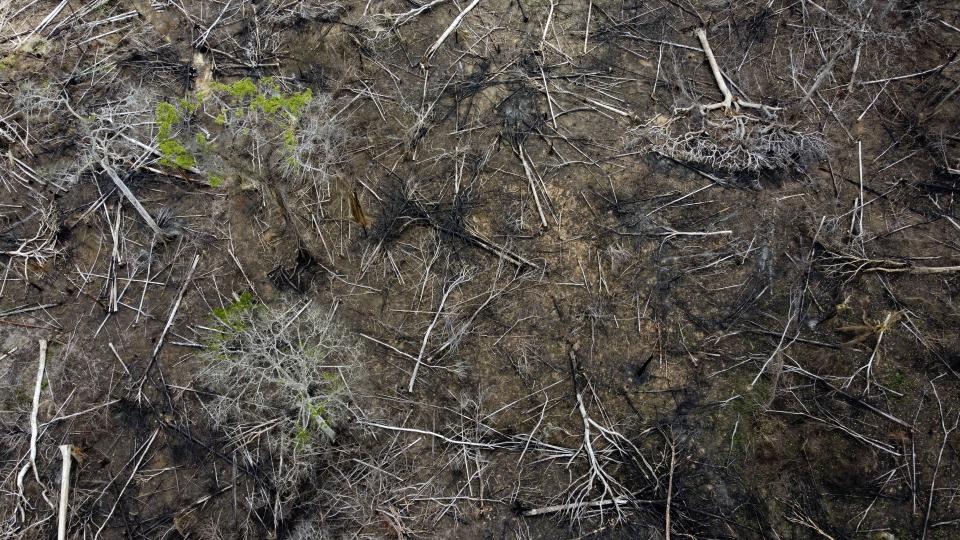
[1,0,960,538]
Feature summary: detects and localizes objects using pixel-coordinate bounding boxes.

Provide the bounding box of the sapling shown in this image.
[196,296,361,507]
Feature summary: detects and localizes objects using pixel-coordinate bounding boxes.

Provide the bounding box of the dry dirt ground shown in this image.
[1,0,960,538]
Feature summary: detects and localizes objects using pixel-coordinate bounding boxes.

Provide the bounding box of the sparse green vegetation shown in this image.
[154,101,179,138]
[212,291,254,329]
[146,77,339,193]
[157,138,195,169]
[155,101,195,169]
[211,77,258,100]
[208,77,313,120]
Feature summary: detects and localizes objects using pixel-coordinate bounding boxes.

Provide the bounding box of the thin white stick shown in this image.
[95,429,159,538]
[522,495,652,516]
[14,0,67,50]
[694,29,778,114]
[859,60,956,85]
[665,434,675,540]
[134,254,201,397]
[803,38,853,104]
[540,63,558,129]
[857,140,865,242]
[108,342,131,376]
[518,145,549,229]
[44,400,121,426]
[646,183,713,217]
[100,160,164,237]
[583,0,592,54]
[383,0,448,29]
[57,445,72,540]
[422,0,482,64]
[152,254,200,361]
[15,340,53,518]
[541,0,555,44]
[407,274,466,392]
[20,339,47,487]
[857,81,888,122]
[193,0,233,48]
[361,420,496,448]
[651,43,664,99]
[695,29,733,109]
[359,333,418,361]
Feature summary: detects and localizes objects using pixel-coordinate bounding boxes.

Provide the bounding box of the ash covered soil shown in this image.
[1,0,960,538]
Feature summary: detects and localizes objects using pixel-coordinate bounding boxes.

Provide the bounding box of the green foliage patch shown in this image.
[154,77,314,176]
[212,291,254,331]
[155,101,196,169]
[209,77,313,119]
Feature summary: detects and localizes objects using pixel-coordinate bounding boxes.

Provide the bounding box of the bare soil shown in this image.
[2,1,960,539]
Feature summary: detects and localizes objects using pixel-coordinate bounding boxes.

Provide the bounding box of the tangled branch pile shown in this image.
[627,28,827,175]
[197,296,360,508]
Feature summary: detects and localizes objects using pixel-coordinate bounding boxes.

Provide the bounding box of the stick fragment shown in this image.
[18,340,47,493]
[100,160,164,237]
[57,445,72,540]
[421,0,482,64]
[408,272,469,392]
[134,254,200,397]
